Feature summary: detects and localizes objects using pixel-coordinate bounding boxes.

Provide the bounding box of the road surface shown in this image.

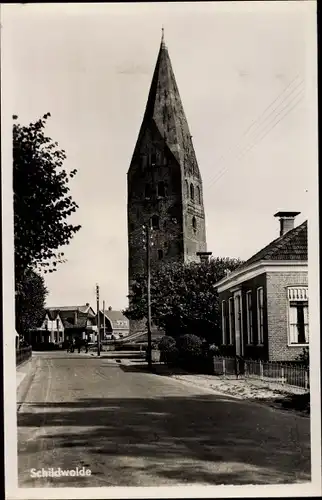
[17,351,310,487]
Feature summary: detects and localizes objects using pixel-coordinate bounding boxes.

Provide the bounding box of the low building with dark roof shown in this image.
[214,212,308,361]
[97,307,129,338]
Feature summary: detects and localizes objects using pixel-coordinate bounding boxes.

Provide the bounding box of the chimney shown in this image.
[196,251,212,264]
[274,211,300,237]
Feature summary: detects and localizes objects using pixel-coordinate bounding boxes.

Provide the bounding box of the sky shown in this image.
[2,2,318,311]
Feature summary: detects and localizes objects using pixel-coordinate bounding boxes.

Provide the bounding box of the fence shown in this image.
[213,356,309,391]
[16,346,32,366]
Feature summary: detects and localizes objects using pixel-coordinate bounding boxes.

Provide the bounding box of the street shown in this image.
[17,352,310,487]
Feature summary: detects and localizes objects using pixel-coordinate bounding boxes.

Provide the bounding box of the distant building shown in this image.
[29,309,65,346]
[127,32,207,333]
[214,212,308,361]
[97,307,129,338]
[29,303,97,346]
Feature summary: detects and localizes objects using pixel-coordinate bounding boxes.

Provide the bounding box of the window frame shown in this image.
[287,287,309,346]
[257,287,264,345]
[228,297,234,345]
[221,300,227,345]
[246,290,253,344]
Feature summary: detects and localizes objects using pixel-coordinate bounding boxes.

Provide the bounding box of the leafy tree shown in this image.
[15,269,48,337]
[124,257,243,343]
[13,113,81,279]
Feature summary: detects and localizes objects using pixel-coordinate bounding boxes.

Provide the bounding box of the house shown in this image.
[50,304,97,343]
[97,307,129,339]
[214,212,308,362]
[30,309,65,347]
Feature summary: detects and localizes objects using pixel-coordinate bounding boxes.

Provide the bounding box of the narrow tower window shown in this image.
[145,184,151,198]
[185,180,189,197]
[192,216,197,231]
[151,215,160,230]
[197,186,201,204]
[151,152,156,166]
[190,183,194,201]
[158,181,166,197]
[158,249,163,260]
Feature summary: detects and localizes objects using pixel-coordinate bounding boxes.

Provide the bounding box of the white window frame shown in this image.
[246,290,253,344]
[257,287,264,345]
[221,300,226,345]
[287,287,309,346]
[228,297,234,345]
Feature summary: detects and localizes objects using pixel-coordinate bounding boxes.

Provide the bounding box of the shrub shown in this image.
[177,334,203,358]
[158,335,177,364]
[296,346,309,366]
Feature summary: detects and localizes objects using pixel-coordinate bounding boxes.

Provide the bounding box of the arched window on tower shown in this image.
[197,186,201,204]
[151,215,160,230]
[158,181,166,197]
[185,180,189,197]
[192,216,197,232]
[190,183,194,201]
[151,152,157,166]
[145,184,151,199]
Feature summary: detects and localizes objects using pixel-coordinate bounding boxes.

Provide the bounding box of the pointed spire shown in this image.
[133,35,201,178]
[161,25,165,47]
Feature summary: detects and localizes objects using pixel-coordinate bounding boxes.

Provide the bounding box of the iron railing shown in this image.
[213,356,309,391]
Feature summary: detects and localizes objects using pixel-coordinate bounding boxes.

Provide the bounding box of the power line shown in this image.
[205,75,304,188]
[208,90,304,189]
[207,85,304,189]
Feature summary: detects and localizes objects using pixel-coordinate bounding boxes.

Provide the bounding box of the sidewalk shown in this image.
[16,355,34,390]
[120,359,310,416]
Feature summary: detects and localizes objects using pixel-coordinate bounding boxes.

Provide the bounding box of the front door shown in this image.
[234,291,244,356]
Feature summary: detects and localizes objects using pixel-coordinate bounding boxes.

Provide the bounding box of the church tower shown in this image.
[127,32,207,326]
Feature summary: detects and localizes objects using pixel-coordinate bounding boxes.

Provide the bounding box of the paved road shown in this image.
[17,352,310,487]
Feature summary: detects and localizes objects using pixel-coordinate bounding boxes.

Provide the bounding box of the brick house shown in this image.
[52,304,97,343]
[214,212,308,362]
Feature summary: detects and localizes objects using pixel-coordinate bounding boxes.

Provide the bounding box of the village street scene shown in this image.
[3,2,318,494]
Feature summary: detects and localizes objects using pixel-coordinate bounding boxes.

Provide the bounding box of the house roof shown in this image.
[238,220,307,270]
[215,220,308,290]
[103,310,129,329]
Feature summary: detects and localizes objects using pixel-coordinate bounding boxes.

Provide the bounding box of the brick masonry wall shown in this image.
[266,271,308,361]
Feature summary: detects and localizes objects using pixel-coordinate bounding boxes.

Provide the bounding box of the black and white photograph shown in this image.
[1,1,320,498]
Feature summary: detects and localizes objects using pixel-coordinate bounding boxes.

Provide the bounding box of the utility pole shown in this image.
[96,284,100,357]
[145,221,152,370]
[103,300,106,339]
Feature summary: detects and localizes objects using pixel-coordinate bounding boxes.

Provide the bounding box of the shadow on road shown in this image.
[17,392,310,485]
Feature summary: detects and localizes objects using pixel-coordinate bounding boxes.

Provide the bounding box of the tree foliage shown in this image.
[124,257,243,342]
[13,113,81,278]
[15,269,48,336]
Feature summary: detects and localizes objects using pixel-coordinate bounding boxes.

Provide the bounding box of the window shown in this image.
[246,291,253,344]
[221,301,227,345]
[145,184,151,198]
[228,297,234,344]
[151,152,156,166]
[192,216,197,231]
[151,215,160,230]
[257,287,264,344]
[185,180,189,197]
[190,183,194,201]
[288,287,309,344]
[197,186,201,204]
[141,155,147,168]
[158,181,166,197]
[158,249,163,260]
